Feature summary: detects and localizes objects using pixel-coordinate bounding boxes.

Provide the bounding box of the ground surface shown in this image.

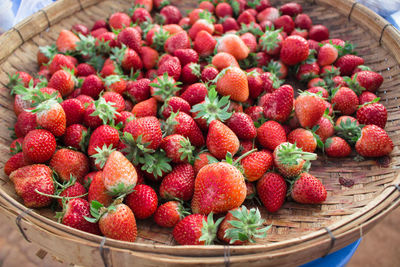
[0,207,398,266]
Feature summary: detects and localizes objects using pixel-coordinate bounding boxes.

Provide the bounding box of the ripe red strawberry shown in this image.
[31,98,66,137]
[135,0,153,11]
[157,57,182,81]
[331,87,359,115]
[212,52,240,70]
[356,99,387,129]
[15,110,37,137]
[10,137,24,154]
[288,128,317,153]
[193,30,217,57]
[221,17,239,32]
[10,164,55,208]
[351,71,383,93]
[109,12,132,29]
[359,91,377,105]
[161,96,191,118]
[215,2,233,17]
[58,198,100,235]
[140,46,159,70]
[154,201,187,228]
[226,112,257,140]
[306,86,329,99]
[189,17,215,40]
[280,2,302,16]
[56,180,87,207]
[191,162,246,214]
[217,34,250,61]
[159,163,195,201]
[49,54,76,75]
[77,63,96,77]
[117,27,142,53]
[160,134,195,163]
[217,206,268,245]
[4,152,30,176]
[335,55,365,76]
[317,43,338,66]
[325,136,351,157]
[131,97,158,117]
[296,61,319,81]
[131,7,152,23]
[315,116,334,143]
[241,150,273,182]
[48,69,75,97]
[50,148,90,183]
[280,35,309,66]
[126,184,158,219]
[174,49,199,66]
[164,31,191,54]
[126,78,151,103]
[88,171,112,206]
[215,67,249,102]
[160,5,182,24]
[180,83,207,106]
[274,15,295,34]
[62,124,88,151]
[207,120,240,160]
[246,71,264,99]
[181,63,201,84]
[257,121,287,151]
[124,116,163,150]
[245,106,263,122]
[262,84,294,122]
[56,29,80,53]
[273,142,317,178]
[103,75,126,94]
[257,7,280,23]
[355,125,393,157]
[290,172,328,205]
[115,111,135,127]
[309,25,329,41]
[22,129,56,163]
[257,172,287,213]
[112,46,143,72]
[193,151,214,175]
[295,92,325,128]
[87,125,120,156]
[61,98,85,126]
[80,74,104,98]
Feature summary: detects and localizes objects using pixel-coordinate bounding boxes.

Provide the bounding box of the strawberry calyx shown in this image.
[343,74,365,96]
[152,28,170,51]
[191,85,232,125]
[139,18,155,39]
[91,144,117,169]
[139,149,172,180]
[199,212,223,245]
[263,62,284,88]
[239,53,259,70]
[122,132,154,165]
[178,137,196,164]
[189,63,201,78]
[336,41,357,57]
[102,74,124,88]
[10,142,23,155]
[224,206,270,244]
[7,73,25,94]
[334,119,362,145]
[150,73,182,102]
[237,22,264,37]
[198,10,215,24]
[30,97,61,114]
[84,198,122,223]
[357,97,380,109]
[110,45,128,66]
[75,34,98,58]
[128,4,146,17]
[90,95,121,125]
[13,79,58,105]
[354,65,371,71]
[107,182,135,197]
[259,27,282,52]
[162,110,179,136]
[39,44,58,61]
[276,142,317,166]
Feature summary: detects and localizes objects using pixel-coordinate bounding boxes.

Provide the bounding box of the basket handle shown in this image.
[15,208,33,243]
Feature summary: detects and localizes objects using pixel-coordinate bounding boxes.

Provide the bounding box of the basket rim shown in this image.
[1,0,400,262]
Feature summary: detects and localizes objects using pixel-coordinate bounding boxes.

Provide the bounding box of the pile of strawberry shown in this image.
[5,0,394,246]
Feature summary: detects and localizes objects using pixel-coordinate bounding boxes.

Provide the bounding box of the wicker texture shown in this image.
[0,0,400,266]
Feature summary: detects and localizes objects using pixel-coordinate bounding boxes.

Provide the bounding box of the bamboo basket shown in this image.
[0,0,400,266]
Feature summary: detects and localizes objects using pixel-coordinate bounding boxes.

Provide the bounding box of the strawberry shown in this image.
[280,35,309,66]
[257,172,287,212]
[4,152,30,176]
[191,162,246,214]
[160,134,195,163]
[88,200,137,242]
[159,5,182,24]
[91,19,108,31]
[257,7,280,23]
[215,2,233,18]
[117,27,142,53]
[49,54,76,75]
[245,106,264,122]
[22,129,56,163]
[87,125,120,156]
[126,184,158,219]
[103,75,126,94]
[356,98,387,129]
[288,128,317,153]
[131,7,152,23]
[291,172,327,204]
[164,31,191,54]
[193,30,217,57]
[207,120,240,160]
[221,17,239,32]
[355,125,393,157]
[317,43,338,66]
[164,111,205,147]
[10,164,55,208]
[131,97,158,117]
[262,84,294,122]
[161,96,191,118]
[135,0,153,11]
[274,15,295,34]
[71,23,89,36]
[280,2,302,16]
[124,116,163,150]
[226,112,257,140]
[193,151,214,174]
[181,63,201,84]
[62,124,89,151]
[50,148,89,183]
[126,78,151,103]
[237,11,256,26]
[314,115,334,143]
[359,91,378,105]
[335,55,364,76]
[188,17,215,40]
[102,151,137,196]
[199,1,214,12]
[111,46,143,72]
[325,136,351,158]
[351,71,383,93]
[212,52,240,70]
[296,61,319,81]
[215,67,249,102]
[80,74,104,98]
[241,150,273,182]
[246,71,264,99]
[306,86,329,99]
[154,201,187,228]
[174,49,199,66]
[331,87,359,115]
[88,171,112,206]
[309,25,329,41]
[140,46,159,70]
[217,206,268,245]
[273,142,317,178]
[10,137,24,154]
[173,213,221,245]
[257,121,287,151]
[259,28,283,56]
[295,92,325,128]
[31,98,66,137]
[56,29,80,53]
[157,57,182,83]
[159,163,195,201]
[217,34,250,61]
[109,12,132,29]
[58,198,100,235]
[15,110,37,137]
[61,98,85,126]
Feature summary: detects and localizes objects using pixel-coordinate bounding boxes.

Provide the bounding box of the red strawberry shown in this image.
[288,128,317,153]
[113,46,143,72]
[47,69,74,97]
[355,125,393,157]
[216,67,249,102]
[10,164,55,208]
[117,27,142,53]
[174,49,199,66]
[131,97,158,117]
[77,63,96,77]
[226,112,257,140]
[164,31,191,54]
[135,0,153,11]
[273,142,317,178]
[80,74,104,98]
[352,71,383,93]
[359,91,377,105]
[15,110,37,137]
[157,57,182,81]
[124,116,163,150]
[159,163,195,201]
[154,201,187,228]
[88,171,112,206]
[56,29,80,53]
[91,19,107,31]
[131,7,152,23]
[212,52,240,70]
[246,71,264,99]
[126,78,151,103]
[306,86,329,99]
[257,121,287,151]
[215,2,233,17]
[207,120,240,160]
[257,7,280,23]
[356,98,387,129]
[317,43,338,66]
[103,75,127,94]
[50,148,89,183]
[221,17,239,32]
[241,150,273,182]
[57,180,87,207]
[309,25,329,41]
[160,5,182,24]
[280,2,302,16]
[262,84,294,122]
[160,134,195,163]
[194,30,217,57]
[116,111,135,127]
[335,55,365,76]
[295,92,325,128]
[126,184,158,219]
[62,124,88,151]
[331,87,359,115]
[291,173,327,204]
[22,129,56,163]
[315,116,334,143]
[245,106,264,122]
[10,137,24,154]
[87,124,120,156]
[296,61,319,81]
[161,96,191,118]
[61,98,85,126]
[274,15,295,34]
[217,34,250,61]
[49,54,76,75]
[280,35,309,66]
[238,11,256,26]
[32,98,66,136]
[140,46,159,70]
[4,152,30,176]
[109,12,132,29]
[181,63,201,84]
[189,18,215,40]
[325,137,351,158]
[180,83,207,106]
[193,151,214,175]
[191,162,246,214]
[257,172,287,213]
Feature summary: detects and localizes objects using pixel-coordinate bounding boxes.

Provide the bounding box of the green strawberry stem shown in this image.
[233,148,257,165]
[34,189,88,200]
[199,212,223,245]
[276,142,317,166]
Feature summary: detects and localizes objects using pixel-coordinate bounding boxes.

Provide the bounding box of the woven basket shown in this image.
[0,0,400,266]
